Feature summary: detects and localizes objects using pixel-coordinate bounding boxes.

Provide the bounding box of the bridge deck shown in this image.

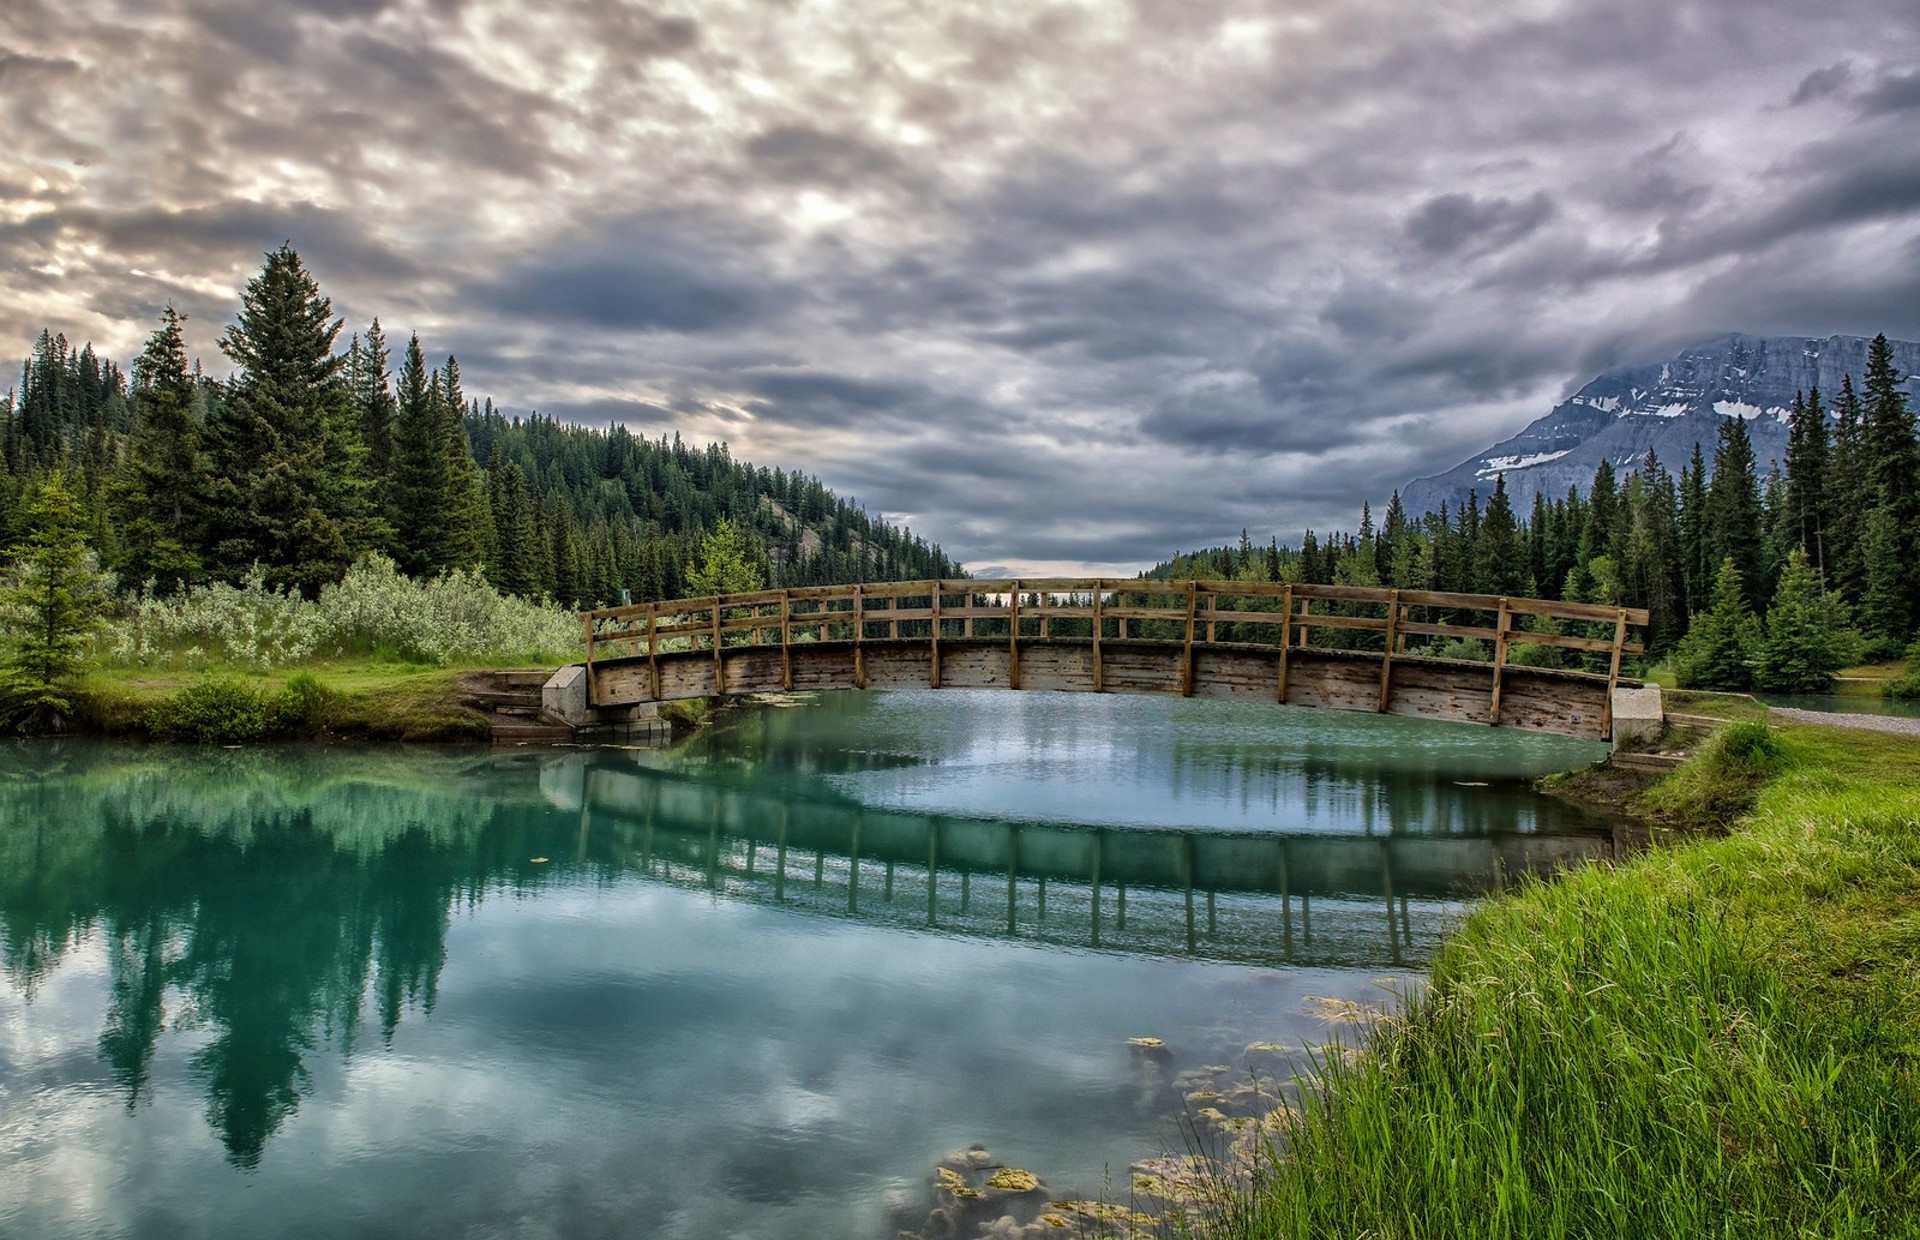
[580,579,1648,741]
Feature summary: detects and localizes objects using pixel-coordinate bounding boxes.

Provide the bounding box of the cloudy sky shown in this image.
[4,0,1919,574]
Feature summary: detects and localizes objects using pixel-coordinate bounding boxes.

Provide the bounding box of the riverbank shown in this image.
[1211,714,1920,1237]
[69,664,501,741]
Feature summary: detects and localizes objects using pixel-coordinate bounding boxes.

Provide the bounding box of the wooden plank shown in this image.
[647,603,661,701]
[854,584,866,690]
[711,597,723,692]
[1092,579,1105,692]
[1278,584,1293,703]
[1378,590,1399,712]
[930,586,942,688]
[1008,580,1022,690]
[1488,599,1512,724]
[581,611,596,704]
[781,591,793,691]
[1605,608,1628,736]
[1182,581,1198,696]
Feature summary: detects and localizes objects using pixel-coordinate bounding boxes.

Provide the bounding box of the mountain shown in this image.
[1398,333,1920,517]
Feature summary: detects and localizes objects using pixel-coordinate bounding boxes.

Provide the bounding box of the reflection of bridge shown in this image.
[548,754,1627,968]
[573,580,1648,740]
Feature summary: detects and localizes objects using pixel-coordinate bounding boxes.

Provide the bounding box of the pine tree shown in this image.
[1670,557,1762,691]
[0,471,108,730]
[1825,375,1869,603]
[1677,442,1708,615]
[390,333,452,575]
[1755,548,1856,693]
[436,359,485,571]
[1703,416,1766,611]
[113,306,206,591]
[1860,333,1920,638]
[203,245,359,594]
[1473,473,1523,596]
[1782,387,1830,572]
[348,320,398,550]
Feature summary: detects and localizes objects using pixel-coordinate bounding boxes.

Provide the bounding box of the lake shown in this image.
[0,690,1616,1239]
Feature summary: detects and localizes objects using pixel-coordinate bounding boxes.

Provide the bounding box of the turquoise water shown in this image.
[0,691,1612,1238]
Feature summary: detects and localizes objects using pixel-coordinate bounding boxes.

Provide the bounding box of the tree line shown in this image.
[1157,334,1919,693]
[0,245,960,610]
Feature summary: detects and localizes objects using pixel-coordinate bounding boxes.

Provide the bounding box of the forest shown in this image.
[0,245,959,611]
[1156,333,1920,695]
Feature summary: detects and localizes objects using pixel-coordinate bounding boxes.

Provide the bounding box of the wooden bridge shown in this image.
[577,579,1649,741]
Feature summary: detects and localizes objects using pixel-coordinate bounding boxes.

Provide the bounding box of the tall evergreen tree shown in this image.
[1677,443,1709,614]
[204,245,362,594]
[1473,473,1523,596]
[1825,375,1869,603]
[113,306,206,590]
[1860,333,1920,637]
[1702,417,1766,611]
[390,333,453,576]
[0,471,108,729]
[1782,387,1830,573]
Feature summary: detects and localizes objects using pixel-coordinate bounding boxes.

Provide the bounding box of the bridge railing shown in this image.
[581,579,1648,702]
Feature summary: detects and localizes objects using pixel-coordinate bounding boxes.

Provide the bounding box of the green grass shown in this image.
[1210,718,1920,1239]
[72,660,498,742]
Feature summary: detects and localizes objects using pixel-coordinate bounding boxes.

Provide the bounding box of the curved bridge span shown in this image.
[577,579,1648,741]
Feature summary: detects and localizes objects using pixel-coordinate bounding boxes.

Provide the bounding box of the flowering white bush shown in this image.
[101,555,583,669]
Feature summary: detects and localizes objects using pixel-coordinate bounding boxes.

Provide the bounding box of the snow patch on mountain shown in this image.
[1398,332,1920,517]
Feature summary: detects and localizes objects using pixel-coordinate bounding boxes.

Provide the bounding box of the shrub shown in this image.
[1638,720,1783,829]
[269,671,335,735]
[148,674,273,744]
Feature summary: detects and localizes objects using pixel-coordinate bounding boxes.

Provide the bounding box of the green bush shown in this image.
[148,674,273,744]
[269,671,335,735]
[1637,720,1783,829]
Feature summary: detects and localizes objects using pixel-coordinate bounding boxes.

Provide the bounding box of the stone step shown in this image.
[461,689,544,710]
[1611,750,1687,771]
[488,669,554,689]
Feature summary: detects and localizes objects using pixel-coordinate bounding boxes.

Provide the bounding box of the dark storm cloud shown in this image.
[744,125,911,187]
[1856,67,1920,114]
[480,228,795,334]
[7,0,1920,571]
[1405,192,1556,258]
[1788,61,1854,106]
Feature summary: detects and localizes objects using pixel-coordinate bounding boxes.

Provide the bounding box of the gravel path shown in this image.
[1768,707,1920,738]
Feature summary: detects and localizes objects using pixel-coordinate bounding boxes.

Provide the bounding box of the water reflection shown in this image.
[0,695,1616,1236]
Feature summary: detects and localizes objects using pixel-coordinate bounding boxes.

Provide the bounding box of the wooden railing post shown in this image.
[1488,598,1512,724]
[854,584,866,690]
[581,612,596,705]
[1091,581,1105,692]
[1378,589,1399,712]
[1277,583,1293,703]
[780,590,793,691]
[647,602,660,701]
[1008,581,1022,690]
[930,580,942,688]
[1605,607,1628,736]
[711,595,724,694]
[1181,581,1199,696]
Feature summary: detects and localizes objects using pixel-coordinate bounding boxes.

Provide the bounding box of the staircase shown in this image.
[460,670,575,744]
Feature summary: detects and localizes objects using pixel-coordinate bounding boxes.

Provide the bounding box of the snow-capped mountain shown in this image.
[1398,333,1920,517]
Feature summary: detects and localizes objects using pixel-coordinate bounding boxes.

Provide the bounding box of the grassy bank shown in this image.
[71,662,499,742]
[1219,718,1920,1238]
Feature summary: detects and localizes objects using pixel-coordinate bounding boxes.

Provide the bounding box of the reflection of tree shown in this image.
[0,749,559,1168]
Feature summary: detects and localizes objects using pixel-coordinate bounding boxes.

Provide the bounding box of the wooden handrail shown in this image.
[582,578,1651,702]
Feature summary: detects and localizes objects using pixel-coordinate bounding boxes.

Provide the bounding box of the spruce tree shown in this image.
[1861,333,1920,638]
[1677,443,1708,615]
[113,306,206,591]
[1755,548,1855,693]
[1782,387,1830,572]
[0,471,108,730]
[1825,375,1869,603]
[390,333,451,575]
[1473,473,1523,596]
[1703,416,1766,611]
[203,245,359,594]
[1671,557,1762,691]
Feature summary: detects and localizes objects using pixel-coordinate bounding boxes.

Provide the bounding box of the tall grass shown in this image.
[1215,721,1920,1238]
